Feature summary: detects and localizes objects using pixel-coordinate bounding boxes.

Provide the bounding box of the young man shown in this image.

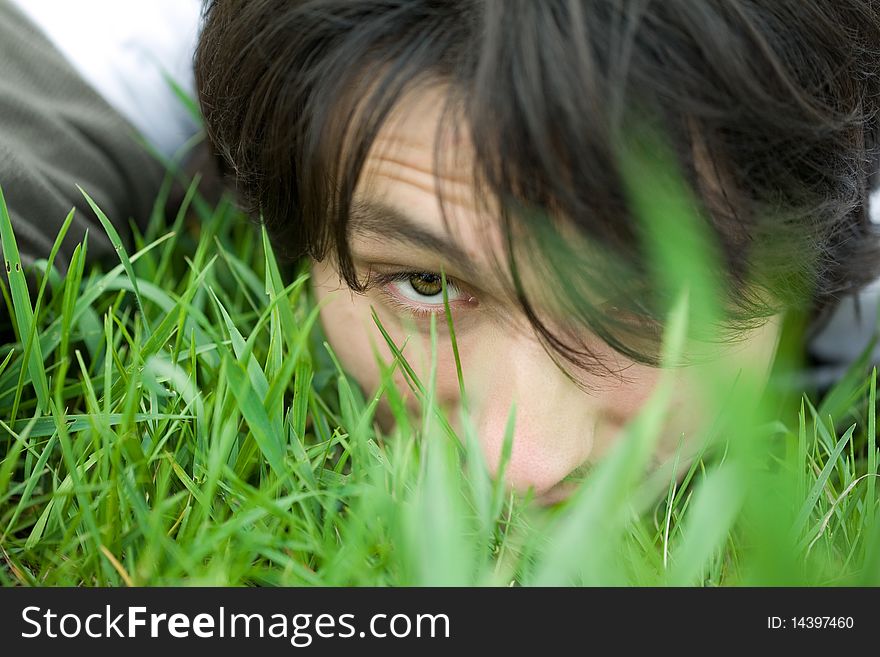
[194,0,880,502]
[2,1,879,503]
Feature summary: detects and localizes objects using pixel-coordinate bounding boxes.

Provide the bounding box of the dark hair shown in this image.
[195,0,880,374]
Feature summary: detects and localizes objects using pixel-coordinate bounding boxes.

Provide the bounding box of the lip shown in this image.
[534,481,580,506]
[532,461,595,506]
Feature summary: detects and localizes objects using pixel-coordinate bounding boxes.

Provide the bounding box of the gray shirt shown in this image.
[0,0,166,275]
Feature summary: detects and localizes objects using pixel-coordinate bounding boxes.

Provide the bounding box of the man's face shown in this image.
[312,87,783,504]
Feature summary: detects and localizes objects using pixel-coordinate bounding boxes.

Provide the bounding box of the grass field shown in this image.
[1,151,880,587]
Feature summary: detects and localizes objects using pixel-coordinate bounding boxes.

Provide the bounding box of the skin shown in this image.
[312,87,784,504]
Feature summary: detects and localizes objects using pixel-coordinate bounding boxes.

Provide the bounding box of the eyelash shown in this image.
[370,271,472,318]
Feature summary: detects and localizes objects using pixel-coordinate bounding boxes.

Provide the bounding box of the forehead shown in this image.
[352,85,506,268]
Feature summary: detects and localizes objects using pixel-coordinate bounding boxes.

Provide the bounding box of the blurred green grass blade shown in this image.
[662,432,687,569]
[161,70,203,126]
[409,426,475,586]
[530,290,690,585]
[490,405,517,523]
[617,127,722,336]
[668,462,744,585]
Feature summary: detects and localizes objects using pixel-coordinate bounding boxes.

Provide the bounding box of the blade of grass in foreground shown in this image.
[529,289,691,586]
[667,461,744,585]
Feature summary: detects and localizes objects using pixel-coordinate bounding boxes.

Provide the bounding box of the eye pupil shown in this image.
[409,273,443,296]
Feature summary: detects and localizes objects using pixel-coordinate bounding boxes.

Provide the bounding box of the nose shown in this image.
[457,330,604,498]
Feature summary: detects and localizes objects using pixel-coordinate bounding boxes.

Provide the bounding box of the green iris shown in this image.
[409,273,443,297]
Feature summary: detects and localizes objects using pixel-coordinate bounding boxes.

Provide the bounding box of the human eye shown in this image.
[371,271,474,317]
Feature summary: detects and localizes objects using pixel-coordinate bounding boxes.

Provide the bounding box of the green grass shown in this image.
[1,158,880,587]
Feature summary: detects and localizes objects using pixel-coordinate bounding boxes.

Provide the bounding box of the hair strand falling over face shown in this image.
[195,0,880,373]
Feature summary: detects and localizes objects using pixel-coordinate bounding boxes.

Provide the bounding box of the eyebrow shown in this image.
[348,200,481,278]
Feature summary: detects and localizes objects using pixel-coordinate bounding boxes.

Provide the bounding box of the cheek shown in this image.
[586,365,662,461]
[312,261,383,393]
[311,261,464,415]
